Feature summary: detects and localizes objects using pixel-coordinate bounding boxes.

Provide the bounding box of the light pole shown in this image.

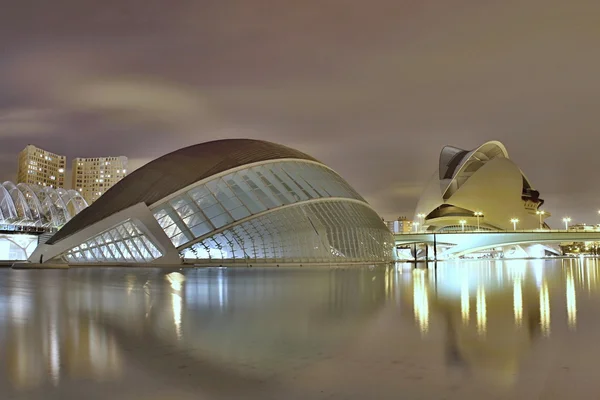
[510,218,519,231]
[474,211,483,231]
[413,222,420,233]
[563,217,571,231]
[536,210,545,230]
[417,213,425,232]
[459,220,466,232]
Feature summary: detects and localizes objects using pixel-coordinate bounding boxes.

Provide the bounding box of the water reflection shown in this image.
[0,267,389,398]
[2,261,600,398]
[401,258,600,387]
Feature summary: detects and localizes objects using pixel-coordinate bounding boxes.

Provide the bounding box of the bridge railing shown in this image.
[395,229,600,235]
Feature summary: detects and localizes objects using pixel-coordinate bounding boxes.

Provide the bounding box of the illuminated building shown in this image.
[414,141,550,232]
[17,145,66,188]
[32,139,394,266]
[385,217,413,233]
[71,156,128,204]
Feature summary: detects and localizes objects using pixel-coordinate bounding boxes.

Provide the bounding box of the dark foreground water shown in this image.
[1,259,599,399]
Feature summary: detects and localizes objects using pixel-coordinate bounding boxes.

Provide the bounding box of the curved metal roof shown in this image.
[0,181,88,227]
[48,139,320,244]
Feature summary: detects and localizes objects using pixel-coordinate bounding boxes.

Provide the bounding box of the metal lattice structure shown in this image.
[0,181,88,228]
[36,139,394,266]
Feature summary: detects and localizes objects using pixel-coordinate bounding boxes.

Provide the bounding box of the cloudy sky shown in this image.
[1,0,599,225]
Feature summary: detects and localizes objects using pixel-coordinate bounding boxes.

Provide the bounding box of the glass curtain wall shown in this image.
[63,220,162,263]
[150,160,392,264]
[181,200,393,263]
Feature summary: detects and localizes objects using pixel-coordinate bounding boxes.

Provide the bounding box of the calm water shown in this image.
[1,259,599,399]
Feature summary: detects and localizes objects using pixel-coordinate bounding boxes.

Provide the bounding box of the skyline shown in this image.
[1,1,600,224]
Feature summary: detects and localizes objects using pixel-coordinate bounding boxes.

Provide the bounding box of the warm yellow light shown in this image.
[476,286,487,336]
[540,281,551,337]
[566,269,577,330]
[513,277,523,327]
[461,280,470,324]
[413,271,429,335]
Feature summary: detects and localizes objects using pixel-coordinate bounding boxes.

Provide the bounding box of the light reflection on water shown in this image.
[1,260,600,398]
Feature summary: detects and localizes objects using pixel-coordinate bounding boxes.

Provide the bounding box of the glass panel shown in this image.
[202,203,226,219]
[188,185,211,202]
[229,206,251,220]
[210,212,234,229]
[190,222,212,238]
[170,232,189,247]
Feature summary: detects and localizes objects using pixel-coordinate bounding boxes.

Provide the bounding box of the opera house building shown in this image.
[31,139,394,266]
[414,141,549,232]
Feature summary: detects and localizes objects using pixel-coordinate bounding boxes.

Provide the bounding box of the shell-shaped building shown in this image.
[0,182,88,228]
[33,139,394,265]
[414,141,548,232]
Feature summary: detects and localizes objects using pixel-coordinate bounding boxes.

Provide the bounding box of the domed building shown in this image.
[32,139,393,266]
[414,141,549,232]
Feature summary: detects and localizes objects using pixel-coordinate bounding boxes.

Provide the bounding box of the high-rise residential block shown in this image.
[386,217,413,233]
[17,145,66,188]
[72,156,128,204]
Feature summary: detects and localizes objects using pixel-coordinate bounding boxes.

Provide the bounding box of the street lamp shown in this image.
[510,218,519,231]
[474,211,483,231]
[413,222,420,233]
[536,210,545,230]
[459,220,467,232]
[417,213,426,232]
[563,217,571,231]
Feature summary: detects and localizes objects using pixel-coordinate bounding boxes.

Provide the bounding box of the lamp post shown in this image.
[474,211,483,231]
[563,217,571,231]
[417,213,425,232]
[459,220,466,232]
[536,210,545,230]
[413,222,420,233]
[510,218,519,231]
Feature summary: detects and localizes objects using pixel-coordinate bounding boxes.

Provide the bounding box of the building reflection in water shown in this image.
[513,277,523,327]
[401,258,600,386]
[412,270,429,335]
[566,268,577,329]
[461,280,469,325]
[476,285,487,336]
[0,266,389,394]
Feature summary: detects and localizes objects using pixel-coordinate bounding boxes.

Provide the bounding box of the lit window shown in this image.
[58,168,64,173]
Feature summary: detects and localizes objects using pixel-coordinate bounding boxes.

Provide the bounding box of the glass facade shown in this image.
[63,220,162,263]
[151,160,393,264]
[181,200,392,263]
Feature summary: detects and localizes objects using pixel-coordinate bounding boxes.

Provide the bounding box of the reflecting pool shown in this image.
[1,259,600,399]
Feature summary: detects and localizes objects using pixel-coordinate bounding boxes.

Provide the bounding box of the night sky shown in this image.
[1,1,599,226]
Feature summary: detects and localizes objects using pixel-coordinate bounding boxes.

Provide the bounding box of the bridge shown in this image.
[394,230,600,259]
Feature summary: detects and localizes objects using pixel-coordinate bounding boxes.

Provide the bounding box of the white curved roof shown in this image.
[440,141,510,199]
[0,181,88,227]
